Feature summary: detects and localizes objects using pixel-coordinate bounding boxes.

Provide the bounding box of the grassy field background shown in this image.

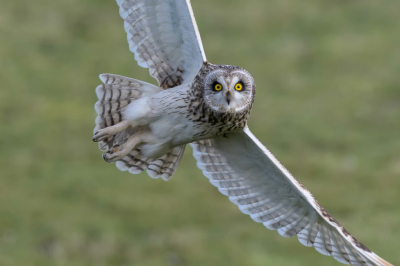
[0,0,399,265]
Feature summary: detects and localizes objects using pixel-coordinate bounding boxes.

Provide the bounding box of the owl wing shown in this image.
[116,0,206,89]
[190,127,392,266]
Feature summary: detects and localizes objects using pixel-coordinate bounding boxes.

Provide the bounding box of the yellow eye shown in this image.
[214,83,222,91]
[235,83,243,91]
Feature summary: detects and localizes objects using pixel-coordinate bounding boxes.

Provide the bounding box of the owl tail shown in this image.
[94,73,185,181]
[94,73,161,148]
[115,144,186,181]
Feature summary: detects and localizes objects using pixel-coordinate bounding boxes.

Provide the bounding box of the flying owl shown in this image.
[92,0,392,265]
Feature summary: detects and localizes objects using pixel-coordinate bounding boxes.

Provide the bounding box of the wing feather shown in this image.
[116,0,206,88]
[190,128,392,266]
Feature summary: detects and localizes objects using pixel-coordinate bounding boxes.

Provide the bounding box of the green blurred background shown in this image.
[0,0,399,265]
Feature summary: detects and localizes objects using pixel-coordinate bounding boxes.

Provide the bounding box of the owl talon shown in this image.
[103,151,125,163]
[93,129,110,142]
[102,130,150,163]
[103,145,127,163]
[93,121,130,142]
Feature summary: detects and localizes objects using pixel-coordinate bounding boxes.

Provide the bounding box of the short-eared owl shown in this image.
[92,1,392,265]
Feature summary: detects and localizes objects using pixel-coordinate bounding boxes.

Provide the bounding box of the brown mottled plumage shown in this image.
[188,63,255,127]
[184,62,256,139]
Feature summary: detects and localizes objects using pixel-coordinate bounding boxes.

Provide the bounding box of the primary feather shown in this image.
[116,0,206,88]
[190,127,392,266]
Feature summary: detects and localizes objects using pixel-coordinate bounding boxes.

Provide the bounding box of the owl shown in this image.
[92,1,392,265]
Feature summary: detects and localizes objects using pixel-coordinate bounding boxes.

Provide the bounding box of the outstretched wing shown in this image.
[190,127,392,266]
[116,0,206,89]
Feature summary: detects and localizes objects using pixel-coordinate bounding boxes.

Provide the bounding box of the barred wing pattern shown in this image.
[190,127,392,266]
[117,0,206,89]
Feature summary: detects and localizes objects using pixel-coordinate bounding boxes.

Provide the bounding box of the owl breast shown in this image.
[147,85,211,146]
[142,63,254,157]
[148,85,249,149]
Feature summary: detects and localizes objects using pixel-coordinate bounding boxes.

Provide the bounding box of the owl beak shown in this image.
[226,92,231,105]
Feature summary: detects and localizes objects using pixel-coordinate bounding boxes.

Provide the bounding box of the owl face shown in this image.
[202,66,255,113]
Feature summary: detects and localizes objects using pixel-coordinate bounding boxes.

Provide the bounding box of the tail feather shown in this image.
[94,73,184,180]
[147,145,186,181]
[94,73,161,151]
[116,145,186,181]
[115,148,151,174]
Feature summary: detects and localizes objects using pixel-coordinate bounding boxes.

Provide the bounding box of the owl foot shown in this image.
[102,130,149,163]
[93,121,130,142]
[93,128,112,142]
[103,147,127,163]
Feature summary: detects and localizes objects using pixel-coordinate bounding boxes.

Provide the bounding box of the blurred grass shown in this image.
[0,0,399,265]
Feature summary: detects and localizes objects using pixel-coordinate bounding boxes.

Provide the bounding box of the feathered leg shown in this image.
[93,74,186,180]
[93,120,131,142]
[103,130,154,163]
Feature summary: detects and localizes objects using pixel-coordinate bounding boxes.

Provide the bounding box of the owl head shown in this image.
[201,64,256,113]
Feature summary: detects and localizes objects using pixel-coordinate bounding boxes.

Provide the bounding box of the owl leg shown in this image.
[93,120,131,142]
[102,130,153,163]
